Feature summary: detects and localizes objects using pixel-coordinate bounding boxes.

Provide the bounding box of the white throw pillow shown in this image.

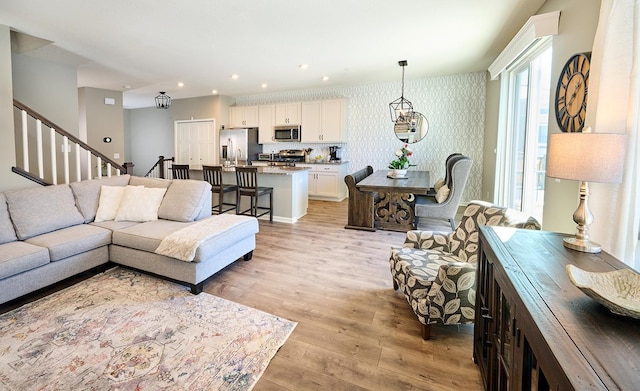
[435,184,450,203]
[115,186,167,222]
[433,177,445,192]
[94,185,128,222]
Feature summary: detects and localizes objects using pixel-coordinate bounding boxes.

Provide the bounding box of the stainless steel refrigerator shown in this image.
[219,127,261,165]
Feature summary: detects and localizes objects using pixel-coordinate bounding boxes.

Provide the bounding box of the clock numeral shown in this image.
[561,113,570,131]
[557,95,566,105]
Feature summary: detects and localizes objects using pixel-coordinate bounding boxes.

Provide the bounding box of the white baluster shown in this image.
[107,163,112,178]
[36,120,43,179]
[63,136,70,184]
[86,150,92,180]
[50,127,57,185]
[21,110,29,171]
[75,144,81,182]
[97,156,102,179]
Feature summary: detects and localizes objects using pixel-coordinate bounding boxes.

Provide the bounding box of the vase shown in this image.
[392,169,407,177]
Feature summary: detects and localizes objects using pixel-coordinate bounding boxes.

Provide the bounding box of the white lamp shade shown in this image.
[546,132,625,183]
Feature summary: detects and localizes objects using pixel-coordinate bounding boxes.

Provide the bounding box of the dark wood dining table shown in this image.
[356,170,430,231]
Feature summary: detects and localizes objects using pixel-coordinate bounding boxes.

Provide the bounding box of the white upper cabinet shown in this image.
[275,102,301,125]
[258,104,275,144]
[229,106,259,128]
[301,99,346,143]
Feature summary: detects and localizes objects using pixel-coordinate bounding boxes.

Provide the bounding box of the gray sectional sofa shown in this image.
[0,174,259,304]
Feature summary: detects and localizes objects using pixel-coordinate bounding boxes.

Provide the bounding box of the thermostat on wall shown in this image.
[104,97,115,105]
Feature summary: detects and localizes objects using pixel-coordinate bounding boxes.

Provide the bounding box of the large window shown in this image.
[496,45,552,222]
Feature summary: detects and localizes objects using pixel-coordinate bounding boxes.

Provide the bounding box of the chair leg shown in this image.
[218,193,223,214]
[236,193,241,214]
[269,192,273,222]
[421,324,431,340]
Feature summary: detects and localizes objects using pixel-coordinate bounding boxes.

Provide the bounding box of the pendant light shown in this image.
[388,60,413,123]
[155,91,171,109]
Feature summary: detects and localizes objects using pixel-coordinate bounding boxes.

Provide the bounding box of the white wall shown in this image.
[539,0,601,232]
[0,25,31,191]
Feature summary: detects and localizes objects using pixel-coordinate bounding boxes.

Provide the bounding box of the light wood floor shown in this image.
[205,199,483,391]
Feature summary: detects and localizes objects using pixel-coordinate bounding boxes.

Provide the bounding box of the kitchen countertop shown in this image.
[219,165,310,175]
[298,160,348,165]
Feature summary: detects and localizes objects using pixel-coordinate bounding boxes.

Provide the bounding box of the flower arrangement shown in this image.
[388,144,416,170]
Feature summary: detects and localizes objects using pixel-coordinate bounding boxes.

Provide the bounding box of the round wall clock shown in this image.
[555,52,591,132]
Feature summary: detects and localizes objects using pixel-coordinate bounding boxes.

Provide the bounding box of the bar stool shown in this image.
[202,165,237,214]
[235,166,273,221]
[170,164,190,179]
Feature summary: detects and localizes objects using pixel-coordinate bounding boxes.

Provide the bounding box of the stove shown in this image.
[258,149,305,165]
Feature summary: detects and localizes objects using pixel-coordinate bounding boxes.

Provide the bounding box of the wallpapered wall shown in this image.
[236,71,486,203]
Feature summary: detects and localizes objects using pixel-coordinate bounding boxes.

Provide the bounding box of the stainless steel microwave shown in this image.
[274,125,301,142]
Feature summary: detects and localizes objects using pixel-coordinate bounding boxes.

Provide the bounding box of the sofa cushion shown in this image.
[90,220,140,231]
[158,180,211,222]
[129,176,172,189]
[0,193,18,245]
[69,175,131,223]
[0,241,50,280]
[25,225,112,262]
[115,186,167,222]
[112,215,258,262]
[6,185,85,240]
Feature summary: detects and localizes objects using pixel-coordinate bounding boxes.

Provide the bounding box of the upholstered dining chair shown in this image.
[415,155,472,230]
[235,166,273,221]
[202,165,237,214]
[427,153,462,196]
[170,164,190,179]
[390,200,541,339]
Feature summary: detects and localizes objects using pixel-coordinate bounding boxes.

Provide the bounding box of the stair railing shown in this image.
[144,155,175,179]
[13,99,131,185]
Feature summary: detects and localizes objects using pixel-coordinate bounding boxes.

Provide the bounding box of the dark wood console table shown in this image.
[475,226,639,390]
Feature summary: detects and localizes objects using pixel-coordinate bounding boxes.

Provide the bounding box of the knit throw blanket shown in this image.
[154,214,252,262]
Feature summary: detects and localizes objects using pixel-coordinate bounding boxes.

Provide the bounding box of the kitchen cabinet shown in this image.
[475,226,640,391]
[229,106,258,128]
[301,99,346,142]
[298,163,348,201]
[258,104,275,143]
[275,102,301,125]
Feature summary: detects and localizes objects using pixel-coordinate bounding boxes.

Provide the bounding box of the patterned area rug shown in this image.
[0,267,296,390]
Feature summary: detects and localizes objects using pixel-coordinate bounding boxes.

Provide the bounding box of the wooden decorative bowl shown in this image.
[566,264,640,319]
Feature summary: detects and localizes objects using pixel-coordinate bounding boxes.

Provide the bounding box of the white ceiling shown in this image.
[0,0,545,108]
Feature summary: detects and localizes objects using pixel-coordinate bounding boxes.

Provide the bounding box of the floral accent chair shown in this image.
[389,200,541,339]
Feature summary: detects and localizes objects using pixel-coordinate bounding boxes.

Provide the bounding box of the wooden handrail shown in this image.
[11,166,51,186]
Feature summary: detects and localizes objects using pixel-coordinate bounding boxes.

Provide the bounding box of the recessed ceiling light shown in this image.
[261,83,268,89]
[231,74,239,80]
[299,64,309,70]
[211,89,218,94]
[321,76,329,81]
[177,82,184,87]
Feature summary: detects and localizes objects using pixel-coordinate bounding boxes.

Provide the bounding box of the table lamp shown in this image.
[546,130,626,253]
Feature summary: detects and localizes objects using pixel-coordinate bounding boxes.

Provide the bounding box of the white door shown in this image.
[175,119,217,169]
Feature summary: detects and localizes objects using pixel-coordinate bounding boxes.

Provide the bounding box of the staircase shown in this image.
[12,99,133,185]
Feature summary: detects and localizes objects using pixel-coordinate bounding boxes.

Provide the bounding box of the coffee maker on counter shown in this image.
[329,146,342,162]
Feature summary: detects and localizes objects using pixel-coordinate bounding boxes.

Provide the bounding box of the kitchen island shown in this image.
[190,166,309,223]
